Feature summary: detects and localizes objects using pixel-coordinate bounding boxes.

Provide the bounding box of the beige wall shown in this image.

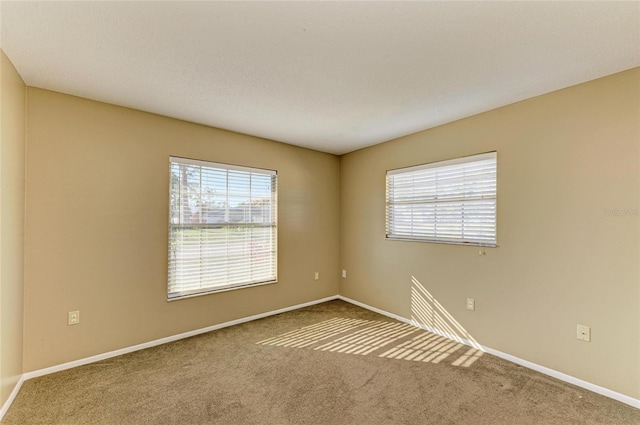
[24,88,340,371]
[0,50,26,406]
[339,68,640,399]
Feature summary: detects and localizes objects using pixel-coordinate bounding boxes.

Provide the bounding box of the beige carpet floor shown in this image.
[3,300,639,424]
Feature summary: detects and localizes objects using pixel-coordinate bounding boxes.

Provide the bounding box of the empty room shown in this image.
[1,2,639,424]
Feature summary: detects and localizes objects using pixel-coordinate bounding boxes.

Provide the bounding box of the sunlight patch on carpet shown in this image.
[257,318,483,367]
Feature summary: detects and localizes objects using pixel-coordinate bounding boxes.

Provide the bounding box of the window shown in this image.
[168,157,277,299]
[386,152,497,246]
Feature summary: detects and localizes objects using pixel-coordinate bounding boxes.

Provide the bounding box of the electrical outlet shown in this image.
[68,310,80,325]
[342,269,347,278]
[314,272,319,280]
[466,298,475,311]
[577,324,591,342]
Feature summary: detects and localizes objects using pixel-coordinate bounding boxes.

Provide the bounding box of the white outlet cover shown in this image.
[68,310,80,325]
[577,324,591,342]
[466,298,475,311]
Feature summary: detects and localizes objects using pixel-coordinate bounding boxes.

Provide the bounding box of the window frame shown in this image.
[385,151,497,247]
[167,156,278,300]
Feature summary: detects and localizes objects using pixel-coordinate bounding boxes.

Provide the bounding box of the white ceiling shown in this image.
[1,1,639,155]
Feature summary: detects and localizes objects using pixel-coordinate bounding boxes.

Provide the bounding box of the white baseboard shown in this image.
[3,295,338,419]
[4,293,638,418]
[336,295,640,410]
[23,295,340,382]
[0,375,25,421]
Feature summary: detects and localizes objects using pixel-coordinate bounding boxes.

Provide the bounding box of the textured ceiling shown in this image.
[2,1,639,154]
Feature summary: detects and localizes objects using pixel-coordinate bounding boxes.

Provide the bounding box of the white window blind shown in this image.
[168,157,277,299]
[386,152,497,246]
